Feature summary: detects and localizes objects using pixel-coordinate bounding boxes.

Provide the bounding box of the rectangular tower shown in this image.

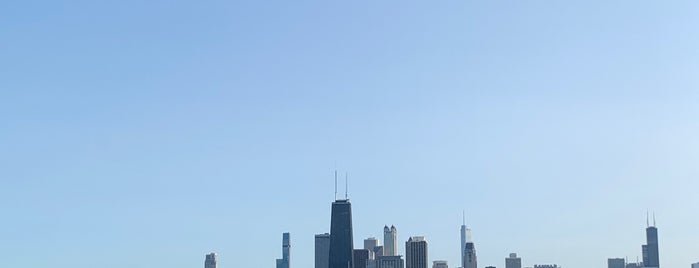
[406,236,428,268]
[384,226,398,256]
[329,199,354,268]
[276,233,291,268]
[205,253,217,268]
[377,255,405,268]
[316,233,331,268]
[608,258,625,268]
[354,249,371,268]
[433,261,448,268]
[506,253,521,268]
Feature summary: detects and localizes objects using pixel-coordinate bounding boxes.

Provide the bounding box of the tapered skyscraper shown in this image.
[329,199,354,268]
[205,253,217,268]
[276,233,291,268]
[642,213,659,268]
[460,213,467,267]
[462,225,476,268]
[384,225,398,256]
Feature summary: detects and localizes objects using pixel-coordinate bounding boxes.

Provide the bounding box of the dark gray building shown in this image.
[205,253,217,268]
[329,199,354,268]
[506,253,521,268]
[406,237,428,268]
[463,242,477,268]
[433,261,448,268]
[608,258,625,268]
[315,233,330,268]
[276,233,291,268]
[642,216,659,268]
[355,249,371,268]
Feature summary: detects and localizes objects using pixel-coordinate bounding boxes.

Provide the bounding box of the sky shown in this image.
[1,1,698,268]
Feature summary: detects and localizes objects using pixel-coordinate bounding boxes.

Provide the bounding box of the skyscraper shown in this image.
[608,258,625,268]
[316,233,331,268]
[691,262,699,268]
[276,233,291,268]
[642,213,659,268]
[377,255,405,268]
[460,214,467,268]
[506,253,522,268]
[384,226,398,256]
[406,236,428,268]
[205,253,217,268]
[462,225,476,268]
[365,237,380,259]
[355,249,371,268]
[433,261,449,268]
[329,199,354,268]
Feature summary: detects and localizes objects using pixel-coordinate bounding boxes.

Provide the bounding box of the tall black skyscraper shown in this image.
[329,199,354,268]
[406,236,428,268]
[642,213,659,268]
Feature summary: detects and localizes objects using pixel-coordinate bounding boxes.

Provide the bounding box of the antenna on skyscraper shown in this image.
[463,210,466,226]
[653,211,656,227]
[335,170,338,201]
[646,210,649,227]
[345,172,348,200]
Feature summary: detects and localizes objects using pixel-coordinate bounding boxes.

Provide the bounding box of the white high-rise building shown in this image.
[384,225,398,256]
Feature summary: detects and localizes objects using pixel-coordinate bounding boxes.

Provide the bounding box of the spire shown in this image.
[462,210,466,226]
[345,172,348,200]
[334,170,338,201]
[653,211,656,227]
[646,210,649,227]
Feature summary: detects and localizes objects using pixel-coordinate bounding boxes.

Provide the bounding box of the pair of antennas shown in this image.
[334,170,349,200]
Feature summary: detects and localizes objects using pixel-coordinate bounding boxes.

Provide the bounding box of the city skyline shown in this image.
[3,1,699,268]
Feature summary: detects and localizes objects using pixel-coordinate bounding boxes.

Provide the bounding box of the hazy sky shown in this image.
[2,1,698,268]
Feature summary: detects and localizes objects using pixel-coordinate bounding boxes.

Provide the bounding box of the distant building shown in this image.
[608,258,625,268]
[486,266,496,268]
[373,245,385,258]
[204,253,217,268]
[329,199,354,268]
[433,261,448,268]
[377,255,405,268]
[691,262,699,268]
[534,265,559,268]
[355,249,371,268]
[626,262,643,268]
[642,214,659,268]
[460,214,467,268]
[365,237,380,259]
[406,236,428,268]
[463,242,477,268]
[384,226,398,256]
[506,253,521,268]
[276,233,291,268]
[315,233,330,268]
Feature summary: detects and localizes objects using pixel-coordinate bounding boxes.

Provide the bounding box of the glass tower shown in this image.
[329,199,354,268]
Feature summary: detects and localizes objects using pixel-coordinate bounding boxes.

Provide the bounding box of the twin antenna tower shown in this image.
[334,170,349,201]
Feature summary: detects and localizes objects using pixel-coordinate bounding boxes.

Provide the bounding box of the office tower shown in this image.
[461,213,467,268]
[433,261,448,268]
[365,238,380,251]
[205,253,217,268]
[406,236,428,268]
[355,249,371,268]
[462,226,476,268]
[608,258,625,268]
[329,199,354,268]
[384,226,398,256]
[276,233,291,268]
[316,233,331,268]
[506,253,522,268]
[691,262,699,268]
[642,213,659,268]
[377,255,405,268]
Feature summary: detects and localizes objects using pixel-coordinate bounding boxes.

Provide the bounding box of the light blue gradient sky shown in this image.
[1,1,698,268]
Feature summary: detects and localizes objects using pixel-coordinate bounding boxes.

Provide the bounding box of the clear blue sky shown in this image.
[1,1,698,268]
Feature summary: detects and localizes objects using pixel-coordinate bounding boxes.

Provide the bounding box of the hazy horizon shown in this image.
[2,1,698,268]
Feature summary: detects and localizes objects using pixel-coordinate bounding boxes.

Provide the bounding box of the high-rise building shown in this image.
[205,253,217,268]
[365,237,380,259]
[329,199,354,268]
[355,249,371,268]
[533,265,559,268]
[691,262,699,268]
[316,233,331,268]
[461,214,467,268]
[406,236,428,268]
[608,258,625,268]
[433,261,448,268]
[506,253,522,268]
[384,226,398,256]
[276,233,291,268]
[462,226,476,268]
[373,246,385,259]
[377,255,405,268]
[642,213,659,268]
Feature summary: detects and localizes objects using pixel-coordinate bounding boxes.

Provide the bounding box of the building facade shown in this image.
[329,199,354,268]
[506,253,521,268]
[433,261,448,268]
[276,233,291,268]
[384,225,398,256]
[463,242,477,268]
[608,258,625,268]
[315,233,331,268]
[204,253,217,268]
[355,249,371,268]
[691,262,699,268]
[642,223,659,268]
[406,236,428,268]
[377,255,405,268]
